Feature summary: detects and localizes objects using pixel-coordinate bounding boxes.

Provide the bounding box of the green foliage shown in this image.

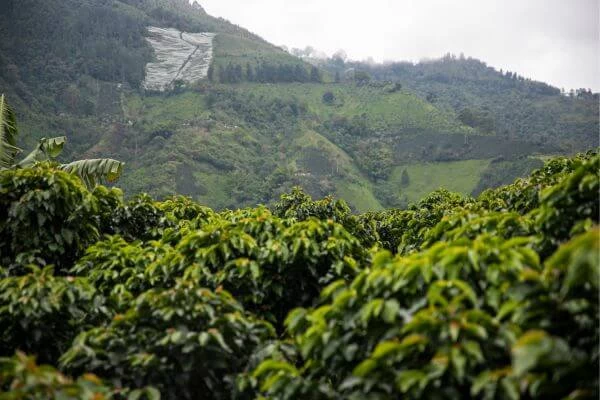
[0,351,159,400]
[0,151,598,399]
[0,94,20,169]
[158,195,214,225]
[472,157,544,196]
[71,236,164,299]
[212,33,313,84]
[253,229,599,399]
[0,164,100,270]
[319,54,599,149]
[110,194,172,242]
[361,189,473,253]
[477,154,585,214]
[0,95,124,189]
[60,282,275,400]
[61,158,124,189]
[0,266,102,364]
[272,187,378,247]
[172,206,367,325]
[17,136,66,168]
[533,153,599,255]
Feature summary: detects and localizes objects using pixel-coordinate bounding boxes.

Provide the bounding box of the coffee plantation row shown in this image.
[0,151,598,399]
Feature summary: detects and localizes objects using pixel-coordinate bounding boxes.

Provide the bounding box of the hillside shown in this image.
[317,54,599,150]
[0,0,597,211]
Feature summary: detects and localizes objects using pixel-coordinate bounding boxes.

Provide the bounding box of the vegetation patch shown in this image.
[386,159,491,204]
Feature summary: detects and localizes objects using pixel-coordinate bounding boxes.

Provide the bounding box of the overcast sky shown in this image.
[195,0,599,91]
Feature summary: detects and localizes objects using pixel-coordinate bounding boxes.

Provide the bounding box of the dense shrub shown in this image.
[533,153,599,256]
[253,230,598,399]
[0,266,102,364]
[170,208,367,325]
[0,165,99,271]
[0,152,597,400]
[110,194,172,242]
[0,352,159,400]
[360,189,473,254]
[60,282,275,400]
[71,235,169,300]
[272,187,378,247]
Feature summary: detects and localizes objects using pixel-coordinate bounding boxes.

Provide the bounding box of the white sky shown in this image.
[194,0,600,91]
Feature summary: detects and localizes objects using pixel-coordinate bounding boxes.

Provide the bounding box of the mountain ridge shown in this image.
[0,0,597,211]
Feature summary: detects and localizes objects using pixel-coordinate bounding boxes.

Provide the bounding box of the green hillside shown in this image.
[319,54,599,150]
[113,82,499,211]
[386,159,492,204]
[0,0,596,212]
[212,34,309,75]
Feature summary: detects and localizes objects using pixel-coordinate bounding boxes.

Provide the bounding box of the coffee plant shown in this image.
[0,151,597,399]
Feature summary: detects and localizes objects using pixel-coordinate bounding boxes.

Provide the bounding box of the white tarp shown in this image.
[143,27,215,91]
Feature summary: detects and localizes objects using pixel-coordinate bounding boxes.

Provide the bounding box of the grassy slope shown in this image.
[388,159,492,204]
[238,83,473,134]
[291,130,384,211]
[117,83,490,211]
[115,72,505,210]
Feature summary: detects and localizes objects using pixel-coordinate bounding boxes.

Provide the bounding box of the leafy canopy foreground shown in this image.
[0,151,598,400]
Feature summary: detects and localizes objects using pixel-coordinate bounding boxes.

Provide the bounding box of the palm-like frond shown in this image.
[61,158,124,189]
[0,94,21,168]
[18,136,66,167]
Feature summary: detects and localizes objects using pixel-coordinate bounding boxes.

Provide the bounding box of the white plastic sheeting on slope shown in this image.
[143,27,215,92]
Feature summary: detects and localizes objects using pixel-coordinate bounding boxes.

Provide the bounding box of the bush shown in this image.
[172,208,367,325]
[253,230,599,399]
[0,266,102,364]
[0,352,159,400]
[61,282,275,400]
[0,152,598,400]
[322,91,336,105]
[0,164,99,272]
[110,194,172,242]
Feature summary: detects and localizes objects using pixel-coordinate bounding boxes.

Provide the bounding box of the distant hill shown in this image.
[0,0,597,211]
[316,54,599,150]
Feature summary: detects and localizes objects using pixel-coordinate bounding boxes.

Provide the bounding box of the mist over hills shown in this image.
[0,0,597,210]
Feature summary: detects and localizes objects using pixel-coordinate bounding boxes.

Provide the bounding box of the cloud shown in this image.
[197,0,599,90]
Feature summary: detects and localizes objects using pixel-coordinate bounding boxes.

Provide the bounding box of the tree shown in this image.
[0,94,123,189]
[310,66,321,82]
[354,70,371,85]
[322,91,335,105]
[246,63,254,82]
[294,65,309,82]
[401,169,410,186]
[207,64,214,81]
[458,107,476,127]
[332,49,348,64]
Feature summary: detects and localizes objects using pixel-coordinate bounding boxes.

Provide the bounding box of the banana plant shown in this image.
[0,94,123,188]
[0,94,19,169]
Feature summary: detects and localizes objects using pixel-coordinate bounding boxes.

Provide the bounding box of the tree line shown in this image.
[211,62,322,84]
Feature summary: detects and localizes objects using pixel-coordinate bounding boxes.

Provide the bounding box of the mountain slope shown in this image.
[318,54,599,150]
[0,0,596,211]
